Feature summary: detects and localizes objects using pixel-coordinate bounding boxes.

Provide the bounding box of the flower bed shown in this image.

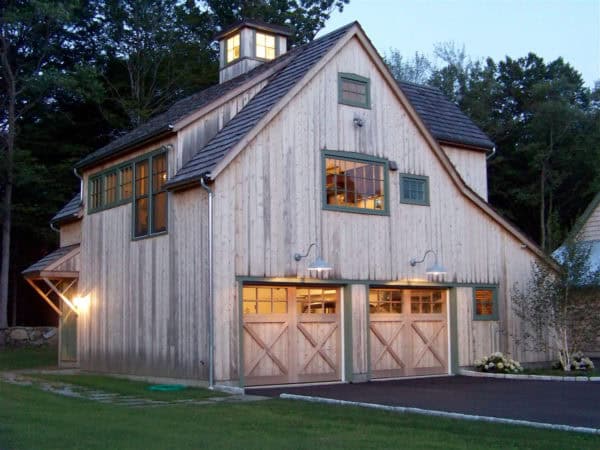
[474,352,523,374]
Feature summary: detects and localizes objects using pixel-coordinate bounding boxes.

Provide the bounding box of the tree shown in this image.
[0,0,80,329]
[512,240,600,371]
[384,50,432,84]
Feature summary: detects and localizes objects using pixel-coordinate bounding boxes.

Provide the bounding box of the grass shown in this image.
[1,381,600,450]
[30,373,226,401]
[0,345,57,370]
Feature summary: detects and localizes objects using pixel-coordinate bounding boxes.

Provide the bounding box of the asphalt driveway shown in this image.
[249,376,600,429]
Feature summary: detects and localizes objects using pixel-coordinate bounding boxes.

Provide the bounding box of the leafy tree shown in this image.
[384,50,432,84]
[0,0,81,329]
[512,241,600,371]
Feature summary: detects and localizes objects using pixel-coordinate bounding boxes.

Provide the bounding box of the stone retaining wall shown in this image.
[0,327,57,347]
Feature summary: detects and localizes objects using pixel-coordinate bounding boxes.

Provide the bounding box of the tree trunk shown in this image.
[0,38,16,330]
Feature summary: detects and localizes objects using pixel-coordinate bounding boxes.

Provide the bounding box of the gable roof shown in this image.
[563,191,600,244]
[398,81,494,151]
[51,195,82,226]
[165,22,355,190]
[74,56,294,171]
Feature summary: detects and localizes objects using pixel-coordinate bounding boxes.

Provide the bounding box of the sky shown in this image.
[318,0,599,88]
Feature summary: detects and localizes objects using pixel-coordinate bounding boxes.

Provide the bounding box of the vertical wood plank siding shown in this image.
[211,37,549,381]
[60,221,82,247]
[579,203,600,241]
[441,145,488,200]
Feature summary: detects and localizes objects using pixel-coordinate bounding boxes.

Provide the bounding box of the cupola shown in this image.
[215,19,293,83]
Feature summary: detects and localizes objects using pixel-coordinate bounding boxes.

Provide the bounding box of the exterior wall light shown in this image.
[73,294,91,312]
[410,249,447,275]
[294,243,333,273]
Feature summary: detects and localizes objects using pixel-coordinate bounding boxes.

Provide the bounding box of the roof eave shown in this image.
[75,125,175,171]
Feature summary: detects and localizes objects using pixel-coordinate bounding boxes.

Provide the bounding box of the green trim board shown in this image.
[338,72,371,109]
[343,285,353,382]
[449,288,459,374]
[399,173,430,206]
[472,285,499,321]
[132,150,168,239]
[322,149,390,216]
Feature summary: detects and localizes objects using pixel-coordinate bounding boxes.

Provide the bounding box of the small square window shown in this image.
[473,287,498,321]
[338,73,370,109]
[400,174,429,206]
[256,32,276,60]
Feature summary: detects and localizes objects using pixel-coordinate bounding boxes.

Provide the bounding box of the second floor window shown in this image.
[323,150,388,214]
[226,34,240,63]
[256,32,275,60]
[134,152,167,238]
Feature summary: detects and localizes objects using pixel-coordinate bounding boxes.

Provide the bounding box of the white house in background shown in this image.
[24,20,553,387]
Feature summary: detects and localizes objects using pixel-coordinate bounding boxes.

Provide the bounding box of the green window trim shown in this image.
[132,150,168,240]
[322,149,389,216]
[338,72,371,109]
[88,163,135,214]
[473,286,499,321]
[400,173,430,206]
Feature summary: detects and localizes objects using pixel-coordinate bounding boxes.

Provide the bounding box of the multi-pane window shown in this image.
[104,171,117,204]
[369,289,403,313]
[226,33,240,63]
[400,174,429,205]
[473,288,498,320]
[89,177,102,211]
[323,151,387,214]
[243,286,288,314]
[256,32,275,60]
[410,291,443,314]
[296,288,337,314]
[120,165,133,200]
[338,73,370,108]
[133,151,168,238]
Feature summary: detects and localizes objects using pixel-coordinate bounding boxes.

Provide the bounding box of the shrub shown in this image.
[552,351,595,372]
[475,352,523,374]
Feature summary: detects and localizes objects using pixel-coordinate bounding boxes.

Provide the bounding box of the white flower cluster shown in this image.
[570,352,595,371]
[475,351,523,374]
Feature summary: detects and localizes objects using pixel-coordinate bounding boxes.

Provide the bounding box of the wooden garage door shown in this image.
[243,286,340,386]
[369,289,447,378]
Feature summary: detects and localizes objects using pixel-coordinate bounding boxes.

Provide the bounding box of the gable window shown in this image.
[226,34,240,63]
[338,73,370,109]
[134,151,167,238]
[256,32,275,60]
[323,150,388,215]
[400,174,429,206]
[473,287,498,321]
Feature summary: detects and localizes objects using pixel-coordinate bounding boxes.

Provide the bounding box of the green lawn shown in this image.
[1,347,599,449]
[523,368,599,377]
[29,373,226,401]
[0,345,57,370]
[1,380,600,449]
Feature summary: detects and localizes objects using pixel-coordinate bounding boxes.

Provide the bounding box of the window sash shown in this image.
[226,34,240,63]
[323,151,388,215]
[400,174,429,205]
[133,151,168,238]
[256,32,275,60]
[338,73,370,108]
[473,287,498,320]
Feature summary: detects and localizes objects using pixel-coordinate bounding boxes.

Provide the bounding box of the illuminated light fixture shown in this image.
[410,249,447,275]
[294,243,333,273]
[72,294,91,312]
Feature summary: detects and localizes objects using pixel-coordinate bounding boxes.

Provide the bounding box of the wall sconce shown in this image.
[410,249,447,275]
[294,243,333,273]
[72,294,91,312]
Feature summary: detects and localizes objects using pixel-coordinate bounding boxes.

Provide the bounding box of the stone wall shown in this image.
[0,327,57,347]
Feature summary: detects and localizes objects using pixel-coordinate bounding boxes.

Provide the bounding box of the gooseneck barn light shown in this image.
[294,243,333,273]
[410,249,447,275]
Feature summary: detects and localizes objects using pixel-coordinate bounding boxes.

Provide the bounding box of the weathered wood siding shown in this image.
[578,203,600,241]
[78,136,210,379]
[178,80,267,168]
[441,145,488,200]
[210,36,549,382]
[60,221,81,247]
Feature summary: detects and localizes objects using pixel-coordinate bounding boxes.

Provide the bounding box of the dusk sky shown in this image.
[318,0,599,87]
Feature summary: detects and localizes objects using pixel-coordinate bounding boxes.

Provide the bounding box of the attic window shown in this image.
[322,150,388,215]
[226,33,240,63]
[338,73,371,109]
[256,32,275,60]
